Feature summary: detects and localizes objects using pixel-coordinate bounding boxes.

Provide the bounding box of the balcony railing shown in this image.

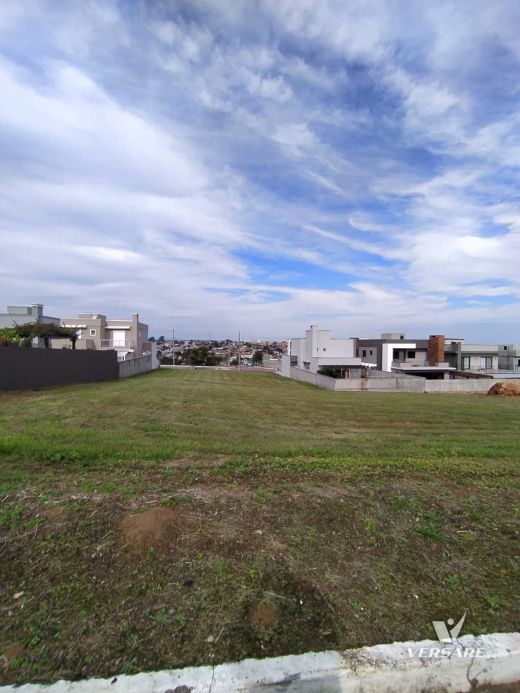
[99,339,135,350]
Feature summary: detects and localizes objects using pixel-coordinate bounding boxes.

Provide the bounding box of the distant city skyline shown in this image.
[1,2,520,341]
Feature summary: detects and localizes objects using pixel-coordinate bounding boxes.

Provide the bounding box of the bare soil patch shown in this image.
[248,602,278,628]
[119,506,177,554]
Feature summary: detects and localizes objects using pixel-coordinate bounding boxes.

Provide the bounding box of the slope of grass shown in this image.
[1,369,519,684]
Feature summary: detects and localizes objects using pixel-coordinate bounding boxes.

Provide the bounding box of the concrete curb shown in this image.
[2,632,519,692]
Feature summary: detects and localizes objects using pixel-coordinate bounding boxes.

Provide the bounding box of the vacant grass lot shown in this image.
[1,369,519,684]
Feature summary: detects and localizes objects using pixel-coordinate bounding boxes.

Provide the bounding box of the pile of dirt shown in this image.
[119,506,177,554]
[487,381,520,397]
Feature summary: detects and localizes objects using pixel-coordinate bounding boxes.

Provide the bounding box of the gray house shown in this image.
[0,304,60,329]
[59,312,149,361]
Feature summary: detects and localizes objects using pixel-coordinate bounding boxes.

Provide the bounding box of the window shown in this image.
[407,351,415,359]
[517,359,520,367]
[462,356,470,370]
[504,346,508,350]
[89,328,96,337]
[322,348,326,351]
[362,349,367,357]
[369,350,373,355]
[400,335,404,340]
[480,356,492,369]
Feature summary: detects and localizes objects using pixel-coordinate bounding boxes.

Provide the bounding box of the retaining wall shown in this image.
[424,379,492,393]
[289,367,496,394]
[119,354,154,378]
[288,367,337,390]
[336,375,425,392]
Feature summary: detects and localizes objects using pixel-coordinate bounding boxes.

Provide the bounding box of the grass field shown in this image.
[1,369,520,684]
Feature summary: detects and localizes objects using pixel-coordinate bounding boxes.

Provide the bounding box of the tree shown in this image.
[251,349,264,366]
[0,327,31,348]
[182,346,221,366]
[14,323,80,349]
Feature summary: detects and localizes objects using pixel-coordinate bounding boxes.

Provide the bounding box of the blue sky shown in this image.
[1,1,520,340]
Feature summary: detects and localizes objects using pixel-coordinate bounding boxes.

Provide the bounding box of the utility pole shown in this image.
[238,331,241,372]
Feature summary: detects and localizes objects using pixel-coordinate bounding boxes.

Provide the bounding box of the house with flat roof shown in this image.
[283,325,363,376]
[356,333,458,379]
[0,304,60,329]
[59,312,149,361]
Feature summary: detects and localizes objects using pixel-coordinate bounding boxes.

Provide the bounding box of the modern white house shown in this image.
[282,325,363,376]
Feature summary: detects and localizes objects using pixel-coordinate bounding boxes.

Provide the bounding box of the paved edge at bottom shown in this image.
[2,632,520,692]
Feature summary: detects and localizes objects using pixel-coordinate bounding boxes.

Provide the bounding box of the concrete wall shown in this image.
[336,375,425,392]
[288,367,496,393]
[0,347,118,391]
[288,367,425,392]
[119,354,153,378]
[424,379,493,393]
[288,366,338,389]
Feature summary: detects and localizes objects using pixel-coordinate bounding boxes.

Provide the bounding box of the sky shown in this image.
[1,1,520,341]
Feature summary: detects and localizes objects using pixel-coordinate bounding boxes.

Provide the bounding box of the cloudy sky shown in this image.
[1,1,520,340]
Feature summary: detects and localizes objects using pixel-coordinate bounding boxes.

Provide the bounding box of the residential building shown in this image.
[457,343,500,372]
[498,345,520,371]
[0,304,59,329]
[60,312,149,361]
[357,333,458,379]
[283,325,363,375]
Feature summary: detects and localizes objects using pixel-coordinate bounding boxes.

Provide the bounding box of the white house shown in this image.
[282,325,363,375]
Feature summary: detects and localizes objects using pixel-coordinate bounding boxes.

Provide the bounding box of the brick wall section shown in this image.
[428,335,445,366]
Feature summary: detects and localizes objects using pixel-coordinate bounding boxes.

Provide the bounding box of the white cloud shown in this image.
[1,0,520,340]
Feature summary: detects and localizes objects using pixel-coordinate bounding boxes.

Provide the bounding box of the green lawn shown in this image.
[1,369,519,684]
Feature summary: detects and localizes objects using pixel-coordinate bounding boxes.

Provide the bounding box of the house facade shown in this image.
[356,333,512,377]
[60,312,149,361]
[498,345,520,371]
[357,333,458,379]
[284,325,363,375]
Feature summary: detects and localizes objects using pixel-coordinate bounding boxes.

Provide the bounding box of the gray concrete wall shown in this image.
[289,367,497,393]
[288,367,425,392]
[424,379,493,393]
[118,354,154,378]
[335,375,425,392]
[288,367,337,389]
[0,347,118,391]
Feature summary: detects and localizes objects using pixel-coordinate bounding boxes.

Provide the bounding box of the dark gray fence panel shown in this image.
[0,348,119,391]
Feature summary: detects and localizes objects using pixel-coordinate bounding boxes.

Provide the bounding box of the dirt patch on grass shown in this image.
[41,507,66,520]
[164,454,231,469]
[181,484,253,502]
[0,644,24,668]
[119,506,177,554]
[248,602,278,628]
